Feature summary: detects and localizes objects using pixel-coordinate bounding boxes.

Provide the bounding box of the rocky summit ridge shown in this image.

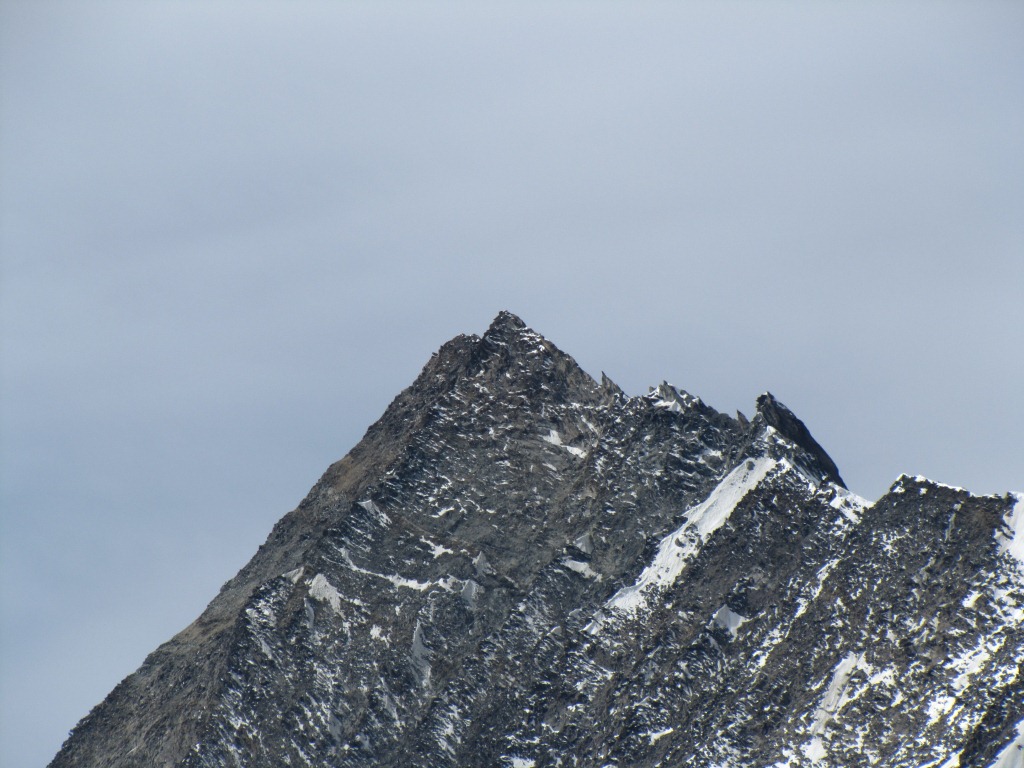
[51,312,1024,768]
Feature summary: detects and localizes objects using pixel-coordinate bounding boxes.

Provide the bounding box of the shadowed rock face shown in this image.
[754,392,846,488]
[51,312,1024,768]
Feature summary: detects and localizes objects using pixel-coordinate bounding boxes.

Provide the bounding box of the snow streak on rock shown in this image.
[606,456,776,616]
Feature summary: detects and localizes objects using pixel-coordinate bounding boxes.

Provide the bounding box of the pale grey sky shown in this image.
[2,2,1022,765]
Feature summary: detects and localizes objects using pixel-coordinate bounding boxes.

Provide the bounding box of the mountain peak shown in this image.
[50,315,1023,768]
[483,309,528,339]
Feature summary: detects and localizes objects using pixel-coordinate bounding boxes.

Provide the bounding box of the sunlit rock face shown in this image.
[51,312,1024,768]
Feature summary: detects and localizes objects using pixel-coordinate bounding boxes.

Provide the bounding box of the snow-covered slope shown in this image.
[50,312,1023,768]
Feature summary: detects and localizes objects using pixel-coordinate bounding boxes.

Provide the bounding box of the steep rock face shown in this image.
[50,312,1023,768]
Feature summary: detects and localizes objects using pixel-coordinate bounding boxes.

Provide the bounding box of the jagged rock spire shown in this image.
[755,391,846,488]
[484,309,527,337]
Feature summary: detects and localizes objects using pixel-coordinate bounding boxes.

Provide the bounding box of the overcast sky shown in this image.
[2,2,1022,765]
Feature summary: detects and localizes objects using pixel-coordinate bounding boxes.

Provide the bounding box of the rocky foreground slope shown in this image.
[51,312,1023,768]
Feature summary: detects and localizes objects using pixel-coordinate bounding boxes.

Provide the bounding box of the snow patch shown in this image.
[963,590,983,609]
[542,429,586,458]
[542,429,564,446]
[926,693,955,726]
[802,651,867,761]
[461,578,483,608]
[337,547,432,591]
[607,457,776,615]
[950,641,992,693]
[308,573,343,614]
[411,620,431,687]
[812,652,863,732]
[358,498,390,525]
[386,573,432,591]
[562,558,602,580]
[712,605,749,638]
[912,475,968,493]
[829,486,870,520]
[803,737,826,762]
[987,717,1024,768]
[420,536,453,558]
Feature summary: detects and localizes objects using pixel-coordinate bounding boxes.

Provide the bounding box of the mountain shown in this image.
[50,311,1024,768]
